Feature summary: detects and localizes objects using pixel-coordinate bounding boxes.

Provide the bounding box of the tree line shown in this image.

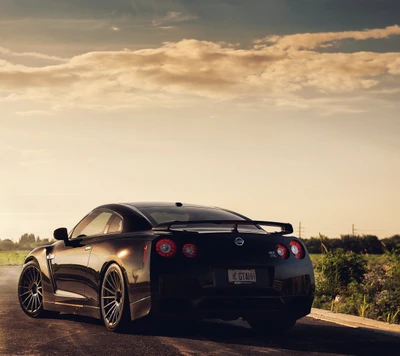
[0,234,53,251]
[302,234,400,254]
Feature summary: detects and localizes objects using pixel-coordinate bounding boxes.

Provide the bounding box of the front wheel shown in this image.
[100,263,130,332]
[247,318,296,334]
[18,261,47,318]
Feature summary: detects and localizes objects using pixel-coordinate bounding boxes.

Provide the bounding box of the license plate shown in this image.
[227,269,256,284]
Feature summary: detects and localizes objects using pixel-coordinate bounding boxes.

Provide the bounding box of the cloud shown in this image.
[0,46,67,62]
[110,26,120,31]
[152,11,198,27]
[158,26,178,30]
[0,25,399,111]
[254,25,400,50]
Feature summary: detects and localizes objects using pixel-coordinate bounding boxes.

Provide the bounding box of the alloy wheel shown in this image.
[18,264,43,316]
[101,265,126,330]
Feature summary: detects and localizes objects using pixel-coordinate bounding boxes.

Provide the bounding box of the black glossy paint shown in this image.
[21,202,315,324]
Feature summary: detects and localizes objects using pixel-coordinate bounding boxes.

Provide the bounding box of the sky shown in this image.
[1,0,400,241]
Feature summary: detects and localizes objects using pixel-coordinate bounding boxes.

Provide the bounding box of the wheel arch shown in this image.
[24,255,39,265]
[23,247,49,277]
[22,247,56,306]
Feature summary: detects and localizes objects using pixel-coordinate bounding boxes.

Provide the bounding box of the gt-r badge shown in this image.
[234,237,245,246]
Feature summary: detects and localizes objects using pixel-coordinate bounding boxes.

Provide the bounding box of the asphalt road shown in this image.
[1,266,399,356]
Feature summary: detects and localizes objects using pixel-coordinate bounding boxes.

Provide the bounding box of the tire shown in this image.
[18,260,49,318]
[100,263,130,332]
[247,318,296,334]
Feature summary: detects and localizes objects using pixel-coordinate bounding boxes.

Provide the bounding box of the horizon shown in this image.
[1,200,399,242]
[1,0,399,241]
[2,226,399,242]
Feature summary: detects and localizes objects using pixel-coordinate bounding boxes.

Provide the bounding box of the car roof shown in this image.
[94,202,252,230]
[121,202,223,210]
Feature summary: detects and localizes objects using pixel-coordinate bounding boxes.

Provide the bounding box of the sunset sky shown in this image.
[1,0,399,241]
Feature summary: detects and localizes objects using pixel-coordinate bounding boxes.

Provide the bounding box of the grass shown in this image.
[0,251,29,266]
[310,254,324,263]
[309,253,386,264]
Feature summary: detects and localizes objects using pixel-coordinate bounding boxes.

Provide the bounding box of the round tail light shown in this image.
[276,244,289,259]
[290,240,304,259]
[182,243,197,258]
[156,239,177,258]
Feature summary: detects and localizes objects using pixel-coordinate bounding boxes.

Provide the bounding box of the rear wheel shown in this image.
[18,261,47,318]
[100,263,130,332]
[248,318,296,334]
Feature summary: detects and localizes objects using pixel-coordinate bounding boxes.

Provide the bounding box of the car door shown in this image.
[51,209,114,304]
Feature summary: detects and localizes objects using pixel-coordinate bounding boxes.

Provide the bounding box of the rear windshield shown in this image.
[138,206,245,225]
[138,206,266,233]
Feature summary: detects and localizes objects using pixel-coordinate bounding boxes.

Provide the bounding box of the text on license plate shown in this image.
[227,269,256,284]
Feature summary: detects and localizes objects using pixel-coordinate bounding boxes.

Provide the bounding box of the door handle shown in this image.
[85,246,92,251]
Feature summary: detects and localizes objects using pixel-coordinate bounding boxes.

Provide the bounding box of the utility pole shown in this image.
[298,222,304,238]
[352,224,355,236]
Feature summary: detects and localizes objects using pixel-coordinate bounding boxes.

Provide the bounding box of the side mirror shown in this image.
[54,227,69,241]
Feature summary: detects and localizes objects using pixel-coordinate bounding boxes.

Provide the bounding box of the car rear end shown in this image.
[148,222,314,323]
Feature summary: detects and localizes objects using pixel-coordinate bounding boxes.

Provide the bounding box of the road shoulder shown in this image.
[309,308,400,338]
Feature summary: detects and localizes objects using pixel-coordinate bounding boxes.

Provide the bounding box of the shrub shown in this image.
[314,250,400,324]
[315,249,367,298]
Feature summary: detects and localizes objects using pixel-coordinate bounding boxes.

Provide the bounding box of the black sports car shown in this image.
[18,202,315,332]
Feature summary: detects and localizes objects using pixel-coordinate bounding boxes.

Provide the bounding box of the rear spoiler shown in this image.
[152,220,294,235]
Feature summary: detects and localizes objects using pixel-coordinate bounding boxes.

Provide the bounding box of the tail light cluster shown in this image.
[276,240,305,259]
[276,244,289,259]
[155,239,197,258]
[182,243,197,258]
[290,240,304,259]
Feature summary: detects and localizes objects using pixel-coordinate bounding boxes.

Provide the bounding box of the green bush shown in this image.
[315,249,367,298]
[314,249,400,324]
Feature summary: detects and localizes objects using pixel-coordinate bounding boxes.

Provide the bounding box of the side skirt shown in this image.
[43,301,101,319]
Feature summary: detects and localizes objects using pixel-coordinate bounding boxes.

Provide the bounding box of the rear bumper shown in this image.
[150,294,313,321]
[148,273,314,321]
